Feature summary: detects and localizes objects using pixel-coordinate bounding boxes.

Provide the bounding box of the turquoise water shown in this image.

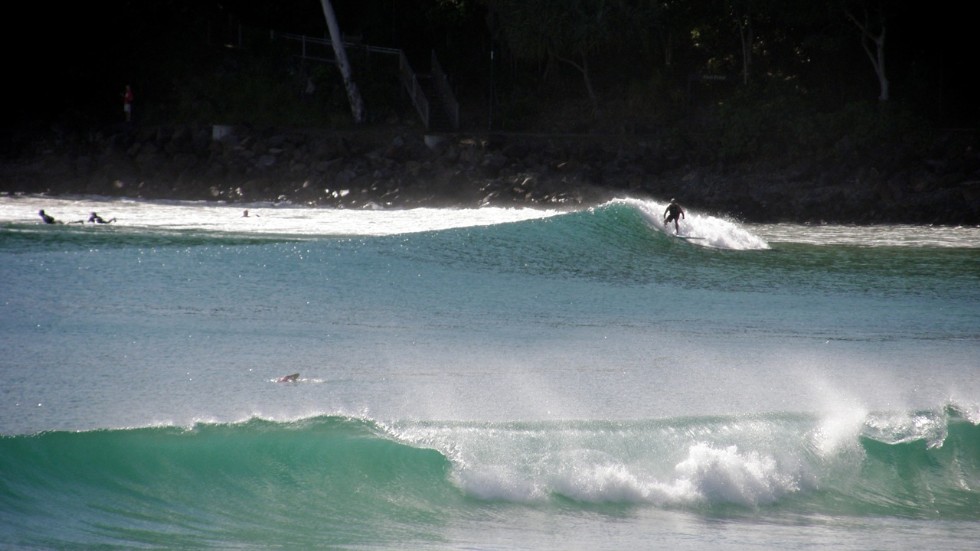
[1,195,978,549]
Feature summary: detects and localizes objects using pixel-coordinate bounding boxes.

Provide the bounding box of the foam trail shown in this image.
[619,197,769,250]
[750,223,980,248]
[0,195,561,237]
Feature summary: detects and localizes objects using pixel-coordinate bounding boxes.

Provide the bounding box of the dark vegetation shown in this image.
[2,0,978,223]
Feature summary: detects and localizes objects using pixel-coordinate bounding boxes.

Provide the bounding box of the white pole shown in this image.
[319,0,365,123]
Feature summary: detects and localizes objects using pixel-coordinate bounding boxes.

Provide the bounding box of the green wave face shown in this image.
[2,409,978,548]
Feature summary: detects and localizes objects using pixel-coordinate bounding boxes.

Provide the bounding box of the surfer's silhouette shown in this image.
[663,199,686,234]
[88,212,116,224]
[38,209,57,224]
[39,209,88,225]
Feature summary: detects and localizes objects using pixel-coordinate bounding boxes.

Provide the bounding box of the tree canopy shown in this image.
[6,0,974,132]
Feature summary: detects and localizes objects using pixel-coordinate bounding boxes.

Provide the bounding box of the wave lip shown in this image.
[389,407,980,516]
[610,197,770,250]
[2,406,979,548]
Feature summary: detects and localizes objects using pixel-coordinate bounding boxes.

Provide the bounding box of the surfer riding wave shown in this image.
[663,199,685,234]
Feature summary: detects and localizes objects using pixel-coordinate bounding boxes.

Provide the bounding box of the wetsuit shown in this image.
[664,203,684,224]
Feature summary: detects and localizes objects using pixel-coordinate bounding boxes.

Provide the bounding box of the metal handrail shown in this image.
[276,31,448,129]
[430,51,460,130]
[277,32,402,58]
[399,52,430,128]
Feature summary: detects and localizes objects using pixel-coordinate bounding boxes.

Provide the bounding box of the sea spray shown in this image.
[2,194,978,549]
[617,197,770,250]
[382,407,979,515]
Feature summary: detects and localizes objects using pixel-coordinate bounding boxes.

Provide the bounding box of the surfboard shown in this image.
[672,234,705,240]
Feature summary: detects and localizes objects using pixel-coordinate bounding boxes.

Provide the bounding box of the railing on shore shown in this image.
[398,52,431,129]
[430,51,459,130]
[277,32,402,60]
[275,31,455,131]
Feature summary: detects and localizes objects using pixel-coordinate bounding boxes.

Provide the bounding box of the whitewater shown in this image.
[1,194,978,550]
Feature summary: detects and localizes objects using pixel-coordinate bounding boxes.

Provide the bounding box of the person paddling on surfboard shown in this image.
[88,212,116,224]
[663,199,685,234]
[38,209,58,224]
[39,209,84,225]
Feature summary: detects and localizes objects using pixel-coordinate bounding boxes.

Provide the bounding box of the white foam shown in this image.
[618,197,771,250]
[449,441,803,508]
[396,418,807,509]
[552,461,649,503]
[864,409,950,449]
[669,443,800,506]
[0,195,562,237]
[749,222,980,248]
[453,465,545,502]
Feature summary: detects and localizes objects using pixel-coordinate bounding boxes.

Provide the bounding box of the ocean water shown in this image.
[1,194,978,550]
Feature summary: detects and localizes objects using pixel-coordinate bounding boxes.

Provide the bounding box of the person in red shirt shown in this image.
[122,85,134,122]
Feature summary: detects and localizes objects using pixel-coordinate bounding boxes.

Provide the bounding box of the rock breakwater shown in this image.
[2,123,977,225]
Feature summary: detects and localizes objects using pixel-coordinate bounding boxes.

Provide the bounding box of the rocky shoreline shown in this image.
[2,123,978,225]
